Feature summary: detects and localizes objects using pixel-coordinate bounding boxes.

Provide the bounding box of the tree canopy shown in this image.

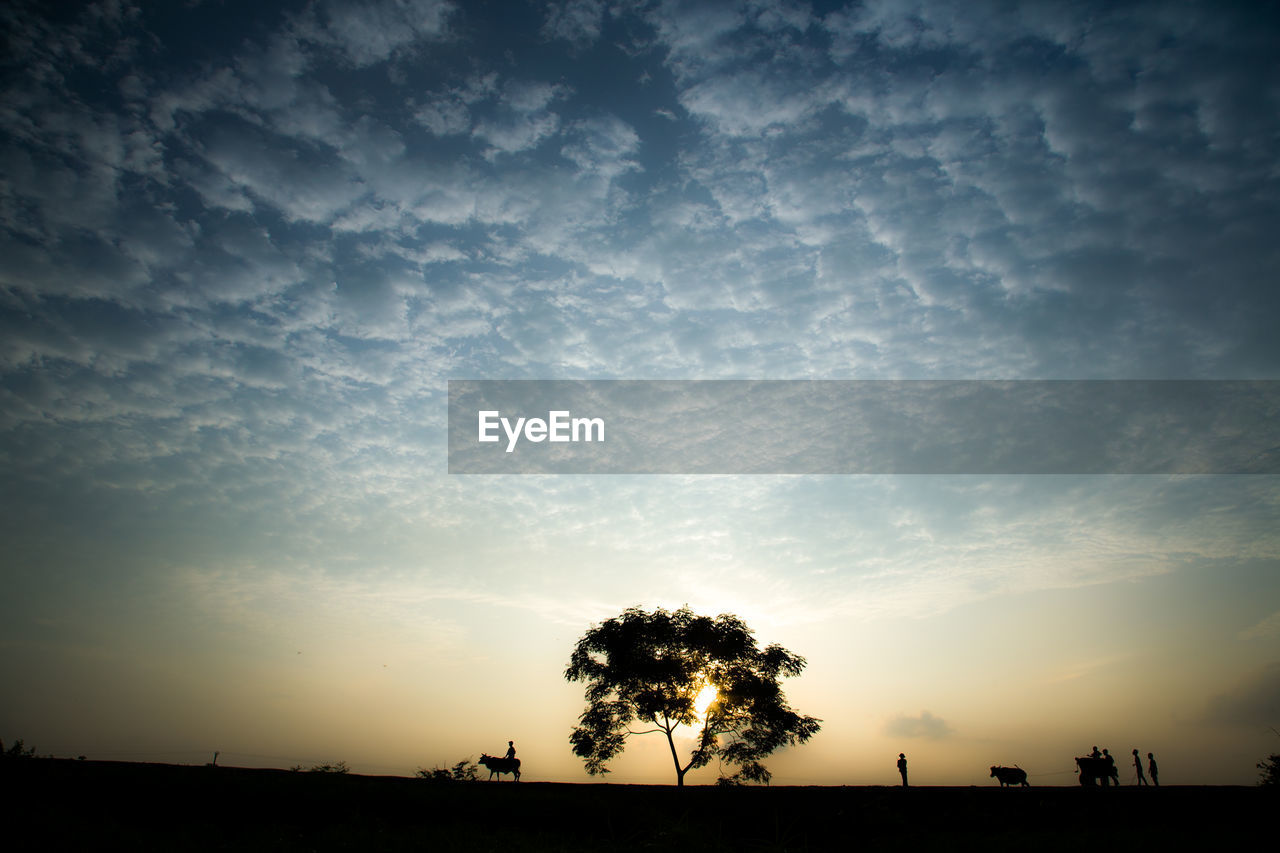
[564,605,820,786]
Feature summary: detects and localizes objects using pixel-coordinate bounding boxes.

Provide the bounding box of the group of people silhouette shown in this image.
[891,748,1159,787]
[1084,746,1159,786]
[1135,749,1158,786]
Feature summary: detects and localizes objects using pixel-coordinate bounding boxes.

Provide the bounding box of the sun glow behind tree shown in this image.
[693,682,718,722]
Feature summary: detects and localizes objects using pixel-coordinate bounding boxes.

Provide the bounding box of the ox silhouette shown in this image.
[478,753,521,781]
[990,765,1029,787]
[1075,756,1119,786]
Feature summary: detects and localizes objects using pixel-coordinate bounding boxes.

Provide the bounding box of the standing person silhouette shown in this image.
[1102,749,1117,786]
[1147,752,1158,786]
[505,740,516,760]
[1132,749,1148,785]
[897,753,908,787]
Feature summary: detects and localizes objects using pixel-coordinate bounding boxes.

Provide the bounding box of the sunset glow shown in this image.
[693,683,718,722]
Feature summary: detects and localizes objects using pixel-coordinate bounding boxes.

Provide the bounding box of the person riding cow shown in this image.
[478,753,521,781]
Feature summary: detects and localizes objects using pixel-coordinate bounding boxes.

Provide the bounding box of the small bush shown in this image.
[308,761,349,774]
[1,739,38,759]
[417,758,479,782]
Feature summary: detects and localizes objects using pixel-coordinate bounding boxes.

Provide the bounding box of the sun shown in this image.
[693,682,718,720]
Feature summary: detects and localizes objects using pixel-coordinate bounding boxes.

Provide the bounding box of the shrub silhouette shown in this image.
[307,761,349,774]
[1,739,37,759]
[417,758,479,782]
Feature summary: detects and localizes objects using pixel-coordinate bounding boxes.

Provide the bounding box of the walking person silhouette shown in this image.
[1147,752,1158,786]
[1132,749,1148,785]
[897,753,908,787]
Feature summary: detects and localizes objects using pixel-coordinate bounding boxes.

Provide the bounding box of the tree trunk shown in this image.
[664,723,686,787]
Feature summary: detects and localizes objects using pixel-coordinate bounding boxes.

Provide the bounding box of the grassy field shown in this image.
[4,759,1271,851]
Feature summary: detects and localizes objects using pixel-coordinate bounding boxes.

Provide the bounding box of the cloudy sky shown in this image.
[2,0,1278,784]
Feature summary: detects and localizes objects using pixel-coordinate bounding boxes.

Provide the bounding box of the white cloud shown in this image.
[296,0,456,67]
[470,80,569,155]
[200,124,367,224]
[560,115,640,179]
[680,72,824,136]
[412,97,470,136]
[885,710,954,739]
[647,0,753,79]
[474,110,561,155]
[542,0,606,46]
[1240,611,1280,641]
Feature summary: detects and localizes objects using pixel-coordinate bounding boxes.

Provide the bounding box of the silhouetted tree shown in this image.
[1,739,37,759]
[1259,727,1280,787]
[1259,753,1280,786]
[565,605,820,787]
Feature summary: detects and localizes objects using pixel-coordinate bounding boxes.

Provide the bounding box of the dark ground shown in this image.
[3,759,1272,851]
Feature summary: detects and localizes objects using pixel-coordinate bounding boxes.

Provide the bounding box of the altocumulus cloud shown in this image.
[0,0,1279,679]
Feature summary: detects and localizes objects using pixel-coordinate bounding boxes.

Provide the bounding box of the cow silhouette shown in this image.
[1075,756,1119,786]
[478,753,521,781]
[990,765,1029,786]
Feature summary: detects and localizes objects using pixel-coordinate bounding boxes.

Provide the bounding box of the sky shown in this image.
[1,0,1279,785]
